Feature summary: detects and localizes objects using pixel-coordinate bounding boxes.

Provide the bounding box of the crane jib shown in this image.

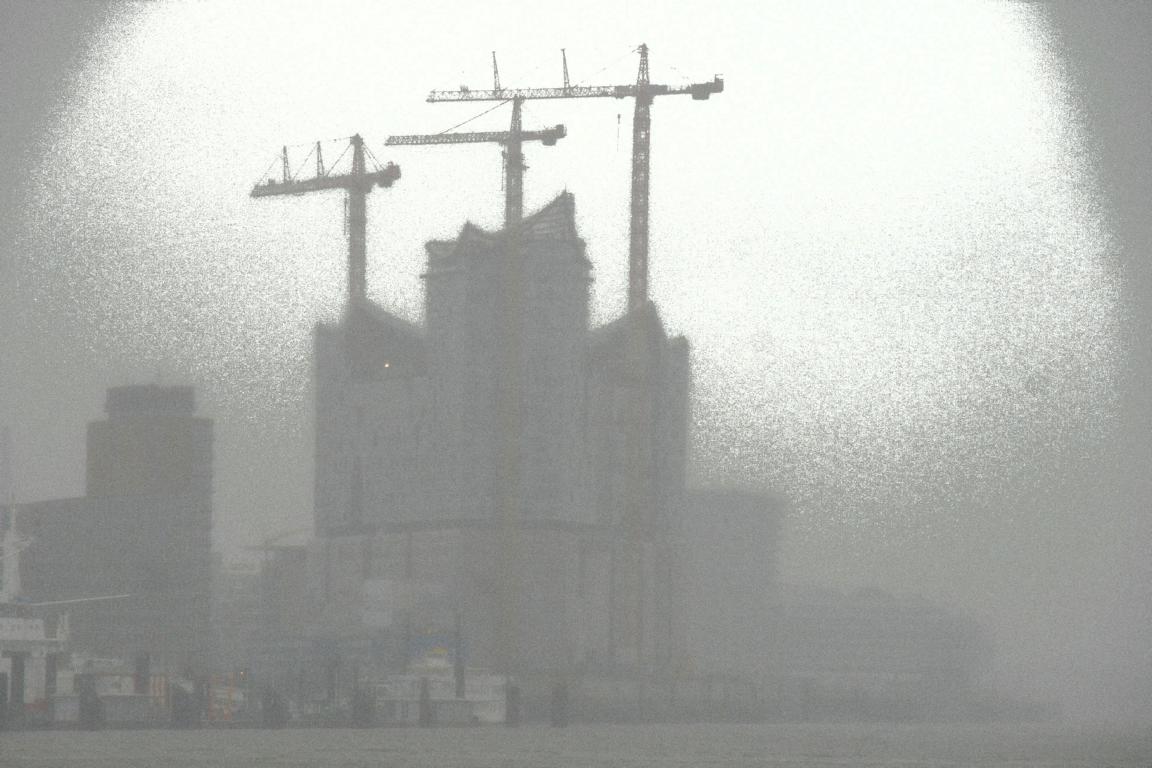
[384,126,566,147]
[250,165,400,198]
[425,77,722,103]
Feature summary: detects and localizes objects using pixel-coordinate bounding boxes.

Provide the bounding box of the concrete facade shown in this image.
[422,194,592,525]
[585,303,691,671]
[305,522,612,674]
[299,193,690,683]
[313,304,429,534]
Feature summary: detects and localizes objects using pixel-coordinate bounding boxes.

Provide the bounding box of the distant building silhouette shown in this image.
[86,385,212,498]
[682,489,785,676]
[16,385,214,673]
[771,584,993,720]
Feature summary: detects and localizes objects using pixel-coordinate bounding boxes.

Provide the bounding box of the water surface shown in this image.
[3,723,1150,767]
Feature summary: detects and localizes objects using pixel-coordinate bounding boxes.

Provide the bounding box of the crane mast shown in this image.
[427,45,722,310]
[505,99,524,228]
[251,134,400,305]
[386,102,566,228]
[630,45,652,311]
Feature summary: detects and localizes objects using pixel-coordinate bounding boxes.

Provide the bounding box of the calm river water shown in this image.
[2,723,1150,767]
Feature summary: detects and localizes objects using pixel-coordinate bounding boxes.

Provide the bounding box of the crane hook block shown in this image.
[377,162,401,188]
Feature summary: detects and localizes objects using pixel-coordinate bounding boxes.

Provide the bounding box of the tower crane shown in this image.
[385,100,566,228]
[428,44,723,311]
[251,134,400,305]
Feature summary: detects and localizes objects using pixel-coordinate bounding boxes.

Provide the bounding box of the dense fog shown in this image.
[1,0,1149,750]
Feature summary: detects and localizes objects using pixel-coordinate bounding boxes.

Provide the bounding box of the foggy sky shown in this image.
[1,1,1149,721]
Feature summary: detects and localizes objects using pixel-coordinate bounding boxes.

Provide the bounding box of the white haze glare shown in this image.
[3,0,1136,718]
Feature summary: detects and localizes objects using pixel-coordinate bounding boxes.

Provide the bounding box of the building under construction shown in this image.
[245,47,777,718]
[305,191,690,680]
